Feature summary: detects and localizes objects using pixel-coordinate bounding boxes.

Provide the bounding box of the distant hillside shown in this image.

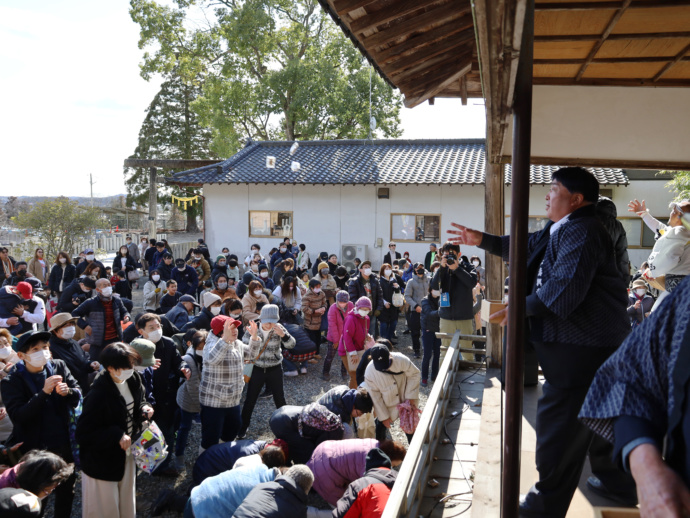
[0,195,128,208]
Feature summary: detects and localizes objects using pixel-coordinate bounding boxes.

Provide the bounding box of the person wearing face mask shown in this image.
[272,275,302,324]
[112,246,136,280]
[270,243,295,272]
[76,342,153,518]
[244,244,263,268]
[241,280,270,325]
[157,254,175,282]
[124,235,140,266]
[75,248,106,279]
[166,294,200,329]
[627,279,655,327]
[339,297,375,389]
[404,263,430,358]
[469,256,485,282]
[378,263,404,345]
[48,252,76,298]
[136,313,190,476]
[420,286,442,386]
[186,249,211,290]
[312,252,329,277]
[302,279,327,360]
[211,254,229,281]
[272,258,295,287]
[1,261,30,288]
[211,273,235,301]
[347,261,384,338]
[296,244,310,274]
[183,292,222,332]
[334,266,350,292]
[1,331,82,518]
[0,329,18,443]
[139,237,150,271]
[383,242,401,269]
[71,278,130,363]
[172,258,199,297]
[227,256,241,284]
[48,313,99,395]
[56,274,96,314]
[128,338,157,408]
[238,305,296,439]
[143,268,165,312]
[314,262,338,305]
[256,263,274,291]
[236,271,256,299]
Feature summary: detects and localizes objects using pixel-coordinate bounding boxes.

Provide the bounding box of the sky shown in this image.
[0,1,486,198]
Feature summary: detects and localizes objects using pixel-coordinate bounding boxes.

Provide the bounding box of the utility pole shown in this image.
[148,167,158,241]
[89,174,95,207]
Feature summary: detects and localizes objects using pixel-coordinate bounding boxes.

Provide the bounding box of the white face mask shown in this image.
[357,309,369,317]
[59,257,67,264]
[151,274,160,282]
[253,289,263,297]
[86,254,95,261]
[431,289,441,297]
[147,329,163,342]
[635,289,646,296]
[0,346,12,360]
[27,349,51,368]
[195,350,204,357]
[260,271,268,278]
[195,255,202,260]
[100,287,113,298]
[472,261,480,267]
[280,247,287,253]
[134,365,147,373]
[313,287,321,294]
[231,312,242,319]
[251,265,259,272]
[116,368,134,382]
[383,269,391,277]
[210,306,221,316]
[251,249,258,254]
[363,268,372,276]
[217,282,228,289]
[60,326,76,340]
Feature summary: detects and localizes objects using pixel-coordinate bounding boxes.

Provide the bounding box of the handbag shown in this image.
[392,292,404,307]
[131,421,168,474]
[244,330,272,383]
[128,270,141,282]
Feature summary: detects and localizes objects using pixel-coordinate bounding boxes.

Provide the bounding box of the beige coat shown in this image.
[364,352,421,423]
[241,292,269,325]
[27,258,46,283]
[301,289,327,330]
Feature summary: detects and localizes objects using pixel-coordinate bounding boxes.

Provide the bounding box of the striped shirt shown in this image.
[115,380,134,435]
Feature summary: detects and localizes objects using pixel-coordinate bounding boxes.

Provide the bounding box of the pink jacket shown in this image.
[306,438,379,506]
[338,309,370,357]
[327,302,354,344]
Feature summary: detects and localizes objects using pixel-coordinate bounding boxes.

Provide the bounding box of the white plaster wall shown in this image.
[501,86,690,166]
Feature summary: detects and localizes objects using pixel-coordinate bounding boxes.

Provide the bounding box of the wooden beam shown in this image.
[123,158,220,169]
[575,0,631,81]
[403,62,471,108]
[484,162,504,366]
[535,56,690,64]
[349,0,442,35]
[372,16,473,64]
[395,50,473,89]
[533,77,690,87]
[460,75,468,105]
[361,2,468,49]
[653,42,690,82]
[428,97,435,105]
[499,155,690,171]
[332,0,377,16]
[380,33,474,76]
[535,31,690,43]
[535,0,690,10]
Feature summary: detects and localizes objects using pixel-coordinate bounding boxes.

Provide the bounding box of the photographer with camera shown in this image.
[429,242,477,361]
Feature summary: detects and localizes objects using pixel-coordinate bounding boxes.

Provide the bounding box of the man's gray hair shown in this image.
[284,465,314,494]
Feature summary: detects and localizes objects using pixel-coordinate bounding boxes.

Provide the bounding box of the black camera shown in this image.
[446,253,456,265]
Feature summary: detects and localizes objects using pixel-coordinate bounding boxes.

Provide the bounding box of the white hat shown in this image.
[202,292,221,308]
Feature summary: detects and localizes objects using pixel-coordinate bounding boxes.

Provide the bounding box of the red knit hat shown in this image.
[15,281,32,300]
[210,315,241,336]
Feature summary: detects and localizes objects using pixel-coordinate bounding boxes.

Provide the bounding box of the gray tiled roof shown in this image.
[167,139,628,186]
[505,164,628,185]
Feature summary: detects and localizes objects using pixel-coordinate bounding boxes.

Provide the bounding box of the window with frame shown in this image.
[391,214,440,242]
[618,216,668,248]
[503,216,550,235]
[249,211,293,238]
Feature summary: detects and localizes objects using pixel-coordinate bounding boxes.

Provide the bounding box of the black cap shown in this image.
[370,345,391,372]
[0,488,42,517]
[365,448,392,472]
[175,258,185,266]
[16,330,51,353]
[156,241,165,248]
[80,276,97,289]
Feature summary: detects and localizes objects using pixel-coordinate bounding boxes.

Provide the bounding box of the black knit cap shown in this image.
[365,448,392,471]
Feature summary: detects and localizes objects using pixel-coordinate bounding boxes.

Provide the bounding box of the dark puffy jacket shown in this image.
[192,440,266,485]
[430,261,477,321]
[420,295,441,332]
[72,295,129,349]
[233,476,308,518]
[151,336,186,420]
[596,197,630,282]
[166,302,190,329]
[236,272,255,299]
[49,334,93,394]
[57,279,92,313]
[317,385,354,426]
[182,307,214,332]
[112,255,136,275]
[76,370,147,481]
[378,275,402,323]
[348,275,384,312]
[172,265,199,296]
[48,263,76,294]
[1,359,81,452]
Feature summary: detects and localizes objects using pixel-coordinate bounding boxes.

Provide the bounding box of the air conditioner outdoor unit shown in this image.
[341,244,367,271]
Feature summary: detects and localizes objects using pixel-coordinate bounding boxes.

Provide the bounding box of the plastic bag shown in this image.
[356,412,376,439]
[131,421,168,474]
[397,400,422,435]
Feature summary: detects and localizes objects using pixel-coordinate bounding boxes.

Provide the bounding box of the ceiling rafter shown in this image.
[348,0,442,36]
[404,62,472,108]
[535,31,690,43]
[575,0,631,81]
[653,42,690,82]
[380,34,474,76]
[535,56,690,64]
[332,0,378,16]
[535,0,690,10]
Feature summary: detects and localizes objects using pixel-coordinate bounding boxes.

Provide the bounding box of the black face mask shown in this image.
[17,270,27,277]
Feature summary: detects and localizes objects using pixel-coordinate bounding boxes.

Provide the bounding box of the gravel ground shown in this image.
[42,280,433,517]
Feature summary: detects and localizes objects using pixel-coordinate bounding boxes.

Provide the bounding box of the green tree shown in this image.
[662,170,690,200]
[14,198,106,260]
[130,0,402,157]
[124,75,216,232]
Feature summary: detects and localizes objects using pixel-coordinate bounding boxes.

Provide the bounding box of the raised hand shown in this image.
[447,222,483,246]
[248,319,259,339]
[628,199,647,216]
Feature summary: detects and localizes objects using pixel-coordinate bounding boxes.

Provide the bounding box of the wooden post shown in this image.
[502,0,534,517]
[149,167,158,241]
[484,161,505,367]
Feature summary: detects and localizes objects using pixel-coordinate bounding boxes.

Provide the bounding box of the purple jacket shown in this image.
[338,310,369,357]
[306,438,378,506]
[327,302,354,345]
